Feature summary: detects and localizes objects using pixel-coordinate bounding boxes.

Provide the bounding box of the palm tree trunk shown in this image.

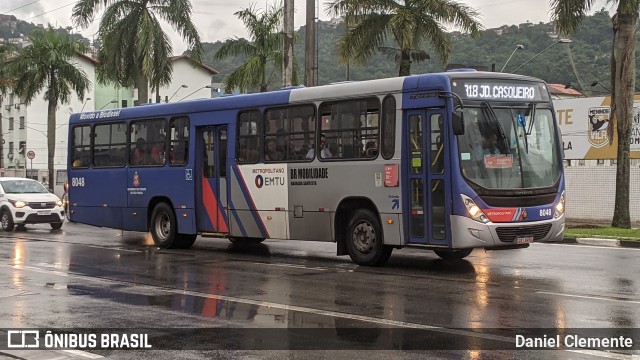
[610,11,637,229]
[135,74,149,105]
[47,92,56,192]
[398,49,411,77]
[260,60,268,92]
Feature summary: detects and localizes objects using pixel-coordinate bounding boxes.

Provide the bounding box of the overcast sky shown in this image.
[3,0,612,55]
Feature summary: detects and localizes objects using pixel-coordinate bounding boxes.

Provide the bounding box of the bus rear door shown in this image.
[405,109,450,246]
[195,126,229,234]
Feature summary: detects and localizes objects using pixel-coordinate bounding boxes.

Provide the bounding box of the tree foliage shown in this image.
[551,0,638,229]
[213,3,299,93]
[72,0,203,104]
[206,10,623,89]
[4,27,91,191]
[324,0,482,76]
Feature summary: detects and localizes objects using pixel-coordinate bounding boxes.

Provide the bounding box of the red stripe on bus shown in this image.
[202,176,229,233]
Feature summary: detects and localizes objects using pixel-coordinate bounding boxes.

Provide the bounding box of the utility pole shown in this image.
[304,0,316,87]
[283,0,294,87]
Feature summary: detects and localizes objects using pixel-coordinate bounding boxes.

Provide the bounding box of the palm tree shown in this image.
[214,3,299,93]
[551,1,637,229]
[325,0,483,76]
[4,27,91,191]
[72,0,203,105]
[0,44,14,94]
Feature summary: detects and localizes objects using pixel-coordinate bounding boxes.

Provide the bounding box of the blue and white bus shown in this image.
[67,71,565,266]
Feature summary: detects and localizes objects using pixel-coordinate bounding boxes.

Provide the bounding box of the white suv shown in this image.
[0,177,65,230]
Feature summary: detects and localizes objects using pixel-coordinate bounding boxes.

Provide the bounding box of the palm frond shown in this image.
[337,13,391,65]
[213,38,256,60]
[550,0,595,35]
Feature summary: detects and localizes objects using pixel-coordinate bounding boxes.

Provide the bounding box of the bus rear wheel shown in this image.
[346,209,392,266]
[228,237,265,245]
[150,202,179,248]
[434,248,473,260]
[175,234,197,249]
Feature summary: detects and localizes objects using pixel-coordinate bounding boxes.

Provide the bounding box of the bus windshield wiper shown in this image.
[481,102,509,152]
[526,102,537,135]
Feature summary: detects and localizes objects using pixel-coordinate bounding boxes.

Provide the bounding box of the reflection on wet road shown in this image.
[0,222,639,359]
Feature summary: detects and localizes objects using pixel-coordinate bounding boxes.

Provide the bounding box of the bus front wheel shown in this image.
[150,202,178,248]
[434,248,473,260]
[346,209,392,266]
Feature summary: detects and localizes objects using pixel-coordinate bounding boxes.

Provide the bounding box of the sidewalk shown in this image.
[561,236,640,248]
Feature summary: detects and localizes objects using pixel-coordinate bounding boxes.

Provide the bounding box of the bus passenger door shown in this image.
[405,109,450,246]
[195,126,229,234]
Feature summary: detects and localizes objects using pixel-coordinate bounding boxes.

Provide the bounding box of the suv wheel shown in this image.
[1,209,15,231]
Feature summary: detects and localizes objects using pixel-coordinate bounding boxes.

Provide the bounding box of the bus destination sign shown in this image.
[452,80,548,102]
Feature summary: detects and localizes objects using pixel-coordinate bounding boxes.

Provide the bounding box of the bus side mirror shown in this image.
[452,111,464,135]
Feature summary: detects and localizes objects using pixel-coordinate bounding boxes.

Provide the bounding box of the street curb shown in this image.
[562,237,640,248]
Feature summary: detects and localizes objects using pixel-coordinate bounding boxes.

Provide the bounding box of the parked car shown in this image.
[0,177,65,230]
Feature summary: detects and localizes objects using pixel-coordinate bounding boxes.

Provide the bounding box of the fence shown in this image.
[564,166,640,226]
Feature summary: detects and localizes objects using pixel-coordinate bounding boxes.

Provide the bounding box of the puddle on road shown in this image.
[65,284,335,328]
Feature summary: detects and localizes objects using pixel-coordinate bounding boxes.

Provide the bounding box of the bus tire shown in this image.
[1,209,15,231]
[346,209,392,266]
[175,234,197,249]
[434,248,472,260]
[150,202,178,248]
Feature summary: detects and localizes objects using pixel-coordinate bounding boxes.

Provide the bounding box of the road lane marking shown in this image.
[62,349,105,358]
[537,291,640,305]
[3,263,635,358]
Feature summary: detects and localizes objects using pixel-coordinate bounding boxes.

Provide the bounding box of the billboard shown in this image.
[554,96,640,160]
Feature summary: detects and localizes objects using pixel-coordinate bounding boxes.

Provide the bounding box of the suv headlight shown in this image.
[8,199,27,208]
[461,194,489,223]
[56,199,63,207]
[554,191,565,218]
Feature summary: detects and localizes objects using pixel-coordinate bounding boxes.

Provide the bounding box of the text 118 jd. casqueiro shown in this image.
[516,334,634,349]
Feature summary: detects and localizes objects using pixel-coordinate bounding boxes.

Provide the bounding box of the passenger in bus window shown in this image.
[150,136,166,164]
[275,128,288,155]
[131,138,146,165]
[264,138,283,161]
[306,134,332,159]
[365,141,378,157]
[482,133,502,155]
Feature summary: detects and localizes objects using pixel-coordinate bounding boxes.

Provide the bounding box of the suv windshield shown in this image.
[457,105,561,189]
[1,180,49,194]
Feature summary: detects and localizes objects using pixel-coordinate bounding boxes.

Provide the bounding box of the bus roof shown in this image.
[69,71,546,124]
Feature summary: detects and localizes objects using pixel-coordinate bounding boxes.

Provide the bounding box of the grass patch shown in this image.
[565,226,640,240]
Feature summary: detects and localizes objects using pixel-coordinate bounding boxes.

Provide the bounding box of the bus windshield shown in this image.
[457,105,561,190]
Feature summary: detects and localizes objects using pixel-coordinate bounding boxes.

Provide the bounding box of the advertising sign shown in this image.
[554,96,640,160]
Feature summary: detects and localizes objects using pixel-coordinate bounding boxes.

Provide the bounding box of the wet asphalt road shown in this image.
[0,222,639,359]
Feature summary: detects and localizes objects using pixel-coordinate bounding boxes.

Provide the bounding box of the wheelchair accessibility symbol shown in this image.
[185,169,193,181]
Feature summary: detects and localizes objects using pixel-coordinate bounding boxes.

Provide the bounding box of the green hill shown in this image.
[207,9,620,94]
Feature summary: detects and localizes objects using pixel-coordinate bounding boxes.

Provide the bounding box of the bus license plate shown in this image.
[37,210,51,216]
[516,236,534,244]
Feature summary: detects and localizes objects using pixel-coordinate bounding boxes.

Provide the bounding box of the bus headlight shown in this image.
[461,194,489,223]
[554,192,565,218]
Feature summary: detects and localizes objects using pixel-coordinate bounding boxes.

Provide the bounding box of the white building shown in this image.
[0,53,218,195]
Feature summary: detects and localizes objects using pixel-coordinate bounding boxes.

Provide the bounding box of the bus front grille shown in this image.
[495,223,552,243]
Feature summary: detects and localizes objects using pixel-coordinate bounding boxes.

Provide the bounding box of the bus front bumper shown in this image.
[450,214,565,249]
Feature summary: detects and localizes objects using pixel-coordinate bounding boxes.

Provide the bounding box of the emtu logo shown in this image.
[7,330,40,348]
[255,175,264,188]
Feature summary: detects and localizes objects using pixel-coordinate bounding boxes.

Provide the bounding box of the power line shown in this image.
[25,2,76,21]
[1,0,41,14]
